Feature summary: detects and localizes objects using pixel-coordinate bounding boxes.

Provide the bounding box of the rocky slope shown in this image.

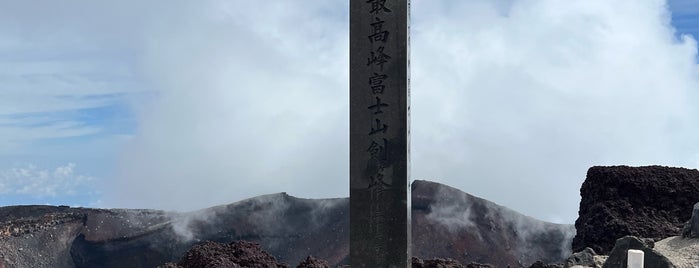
[572,165,699,254]
[411,180,574,266]
[0,180,574,268]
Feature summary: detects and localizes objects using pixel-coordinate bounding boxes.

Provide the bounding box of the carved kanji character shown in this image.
[369,118,388,135]
[368,17,389,43]
[367,46,391,70]
[366,0,392,14]
[369,72,387,94]
[368,96,389,114]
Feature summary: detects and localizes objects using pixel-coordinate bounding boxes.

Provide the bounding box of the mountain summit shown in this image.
[0,180,573,268]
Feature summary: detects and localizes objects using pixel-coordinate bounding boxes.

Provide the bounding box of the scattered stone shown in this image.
[423,258,464,268]
[176,240,289,268]
[296,256,329,268]
[412,256,487,268]
[528,260,564,268]
[466,262,494,268]
[573,166,699,254]
[565,248,600,268]
[601,236,674,268]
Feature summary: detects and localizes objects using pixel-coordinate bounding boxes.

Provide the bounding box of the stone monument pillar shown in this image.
[349,0,410,267]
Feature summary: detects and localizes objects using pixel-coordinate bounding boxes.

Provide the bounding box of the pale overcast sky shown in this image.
[1,0,698,224]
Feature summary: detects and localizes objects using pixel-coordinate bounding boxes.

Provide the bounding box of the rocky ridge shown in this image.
[0,180,573,268]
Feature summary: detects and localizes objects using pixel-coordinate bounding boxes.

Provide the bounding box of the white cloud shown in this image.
[0,163,94,197]
[106,0,350,210]
[410,0,699,222]
[8,0,695,224]
[102,0,699,223]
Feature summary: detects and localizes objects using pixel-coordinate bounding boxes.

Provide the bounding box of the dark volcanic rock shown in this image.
[177,240,288,268]
[527,261,563,268]
[423,258,464,268]
[412,256,482,268]
[601,236,674,268]
[681,202,699,238]
[573,165,699,254]
[465,262,494,268]
[296,256,329,268]
[412,256,424,267]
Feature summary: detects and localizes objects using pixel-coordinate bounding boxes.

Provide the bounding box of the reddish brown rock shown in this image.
[177,240,288,268]
[573,166,699,254]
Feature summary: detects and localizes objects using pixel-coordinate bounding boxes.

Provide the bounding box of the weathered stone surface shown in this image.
[349,0,410,266]
[573,165,699,254]
[654,236,699,268]
[687,202,699,238]
[565,248,600,268]
[601,236,674,268]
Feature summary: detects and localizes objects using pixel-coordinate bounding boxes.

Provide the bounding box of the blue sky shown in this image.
[1,0,698,223]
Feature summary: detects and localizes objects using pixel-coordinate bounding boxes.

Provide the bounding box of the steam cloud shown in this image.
[96,0,699,225]
[426,186,576,261]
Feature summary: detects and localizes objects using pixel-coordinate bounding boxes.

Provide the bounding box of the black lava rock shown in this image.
[572,166,699,254]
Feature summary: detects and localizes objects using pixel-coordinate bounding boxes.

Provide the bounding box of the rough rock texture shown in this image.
[411,257,465,268]
[654,236,699,268]
[681,202,699,239]
[176,241,288,268]
[296,256,330,268]
[0,206,176,268]
[601,236,674,268]
[528,261,563,268]
[465,263,494,268]
[564,248,600,268]
[573,165,699,254]
[411,257,496,268]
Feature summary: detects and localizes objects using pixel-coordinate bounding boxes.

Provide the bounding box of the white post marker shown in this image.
[627,249,644,268]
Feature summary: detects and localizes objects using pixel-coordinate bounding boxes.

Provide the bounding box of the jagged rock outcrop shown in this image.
[564,247,604,268]
[572,165,699,254]
[681,202,699,238]
[0,180,574,268]
[601,236,674,268]
[174,240,288,268]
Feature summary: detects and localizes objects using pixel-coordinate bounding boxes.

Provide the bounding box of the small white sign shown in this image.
[628,249,645,268]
